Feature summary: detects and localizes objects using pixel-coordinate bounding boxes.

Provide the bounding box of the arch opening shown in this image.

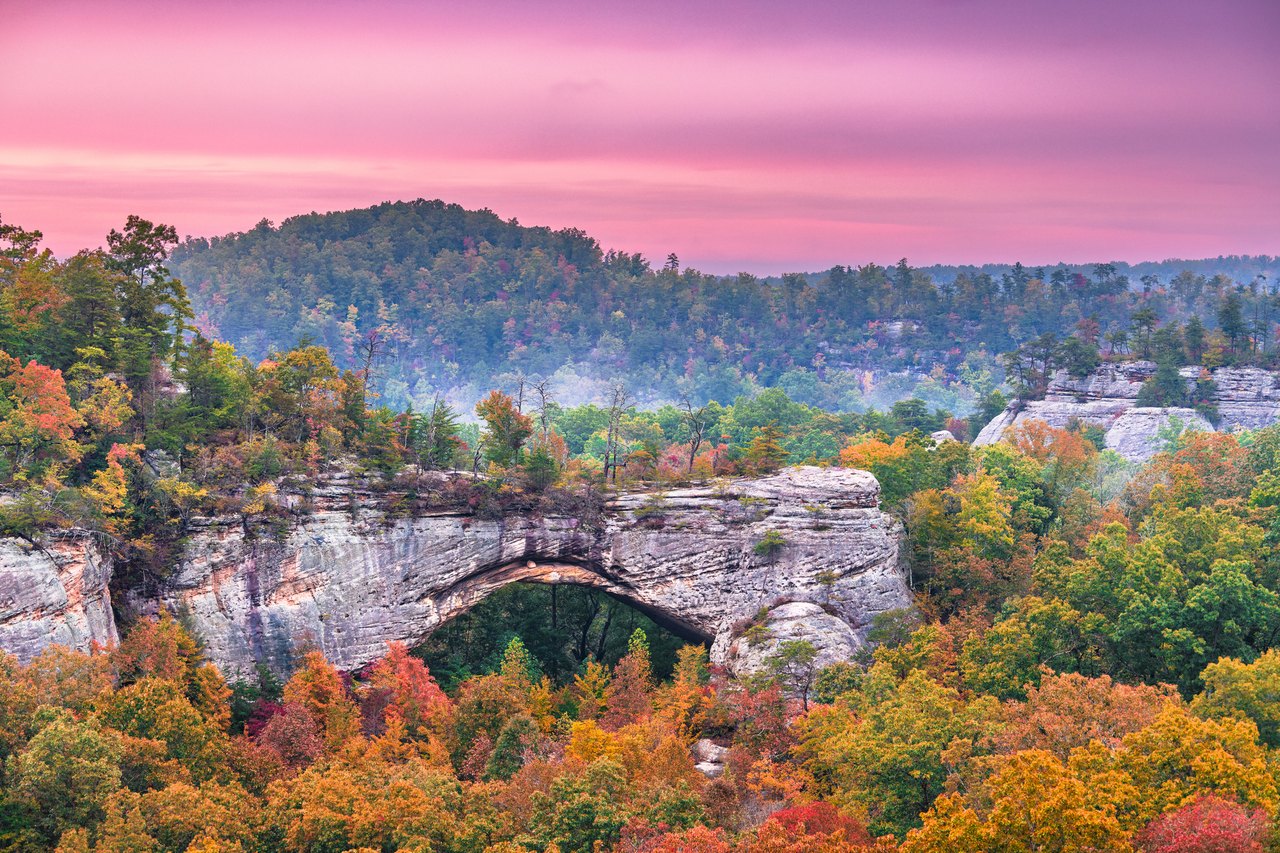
[413,575,711,689]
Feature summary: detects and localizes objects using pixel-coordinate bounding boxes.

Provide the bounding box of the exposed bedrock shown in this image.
[0,531,117,662]
[0,466,911,679]
[975,363,1280,462]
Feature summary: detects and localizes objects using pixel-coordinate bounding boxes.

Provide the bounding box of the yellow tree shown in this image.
[1194,649,1280,747]
[904,749,1130,853]
[137,780,259,852]
[18,645,114,715]
[281,651,360,751]
[1115,704,1279,825]
[744,422,788,474]
[189,664,233,732]
[97,677,229,783]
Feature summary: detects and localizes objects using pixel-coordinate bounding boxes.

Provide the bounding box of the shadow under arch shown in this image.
[425,556,716,649]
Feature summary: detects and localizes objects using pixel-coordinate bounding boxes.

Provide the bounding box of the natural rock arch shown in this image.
[150,466,908,679]
[0,467,911,679]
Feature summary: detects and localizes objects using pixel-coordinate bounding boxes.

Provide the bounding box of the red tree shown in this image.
[768,802,872,846]
[1135,796,1268,853]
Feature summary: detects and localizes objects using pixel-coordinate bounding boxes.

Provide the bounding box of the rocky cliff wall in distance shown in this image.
[975,364,1280,462]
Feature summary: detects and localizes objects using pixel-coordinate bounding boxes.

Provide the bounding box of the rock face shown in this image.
[0,531,117,662]
[156,466,907,678]
[720,601,863,680]
[975,364,1280,462]
[693,738,729,778]
[0,467,909,678]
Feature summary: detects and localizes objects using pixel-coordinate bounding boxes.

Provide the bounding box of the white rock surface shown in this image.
[693,738,729,778]
[0,531,117,662]
[1103,408,1214,460]
[720,601,865,680]
[101,466,909,678]
[975,364,1280,462]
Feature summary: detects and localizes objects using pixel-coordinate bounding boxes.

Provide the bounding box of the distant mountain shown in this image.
[915,257,1280,287]
[170,199,1278,414]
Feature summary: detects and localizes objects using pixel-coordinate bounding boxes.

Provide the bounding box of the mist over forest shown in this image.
[168,199,1280,420]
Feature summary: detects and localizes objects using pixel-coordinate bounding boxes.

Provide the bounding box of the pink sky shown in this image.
[1,0,1277,274]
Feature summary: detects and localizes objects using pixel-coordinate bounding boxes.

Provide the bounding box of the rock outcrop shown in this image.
[0,531,116,662]
[720,601,863,680]
[693,738,729,778]
[975,364,1280,462]
[0,467,910,678]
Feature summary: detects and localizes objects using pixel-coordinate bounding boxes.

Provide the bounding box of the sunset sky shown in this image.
[2,0,1277,274]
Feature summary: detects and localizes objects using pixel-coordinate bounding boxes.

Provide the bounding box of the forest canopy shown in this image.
[167,199,1280,414]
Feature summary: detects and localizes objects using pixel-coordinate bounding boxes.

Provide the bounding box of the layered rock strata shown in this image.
[0,467,910,679]
[0,531,116,662]
[975,364,1280,462]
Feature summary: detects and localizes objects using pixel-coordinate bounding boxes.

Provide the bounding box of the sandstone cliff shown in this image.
[0,467,910,679]
[975,364,1280,462]
[0,530,116,662]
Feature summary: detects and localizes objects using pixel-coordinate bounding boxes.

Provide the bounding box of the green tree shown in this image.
[1056,336,1100,379]
[1001,333,1059,398]
[800,667,991,837]
[11,715,123,843]
[521,759,631,852]
[1218,291,1248,356]
[890,398,940,433]
[1136,351,1187,407]
[410,397,462,470]
[105,216,192,403]
[522,443,559,491]
[0,215,43,260]
[1184,315,1207,363]
[960,597,1105,699]
[150,336,250,452]
[483,714,538,781]
[1130,307,1158,359]
[765,639,819,710]
[58,252,124,365]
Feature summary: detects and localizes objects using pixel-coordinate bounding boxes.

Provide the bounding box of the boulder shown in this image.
[719,601,866,681]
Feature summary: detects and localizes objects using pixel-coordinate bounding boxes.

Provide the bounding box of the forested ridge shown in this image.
[2,205,1280,851]
[169,199,1280,414]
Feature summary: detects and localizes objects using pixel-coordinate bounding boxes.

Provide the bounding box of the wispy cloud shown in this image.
[0,0,1276,272]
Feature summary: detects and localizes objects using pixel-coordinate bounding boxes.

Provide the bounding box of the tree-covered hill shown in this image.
[171,199,1280,415]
